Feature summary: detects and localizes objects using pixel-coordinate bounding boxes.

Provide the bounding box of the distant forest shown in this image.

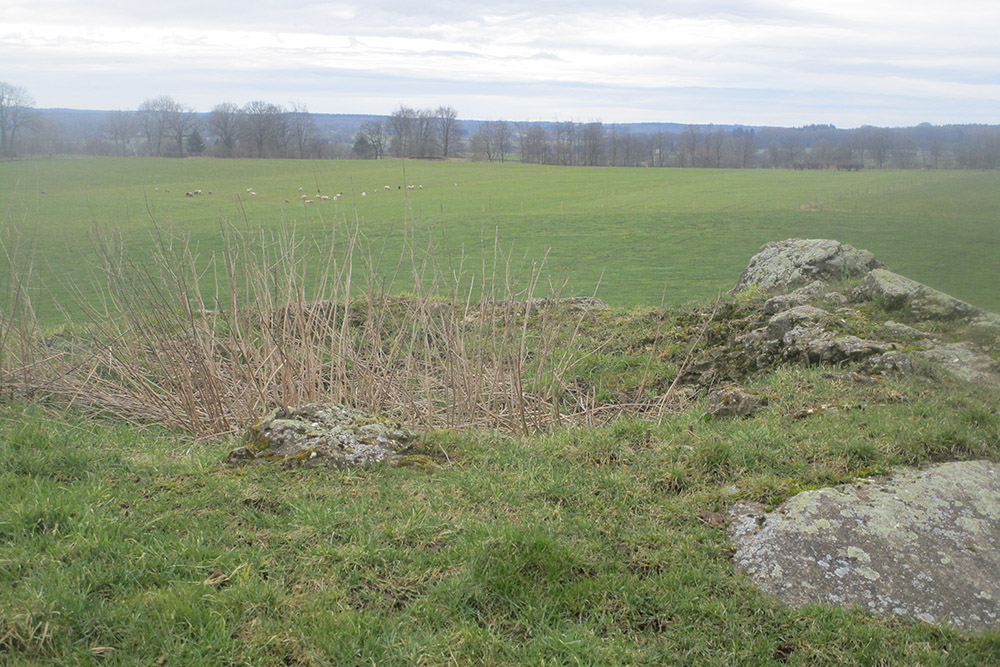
[2,86,999,169]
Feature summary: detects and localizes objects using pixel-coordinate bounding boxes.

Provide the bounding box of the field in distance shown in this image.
[2,157,998,324]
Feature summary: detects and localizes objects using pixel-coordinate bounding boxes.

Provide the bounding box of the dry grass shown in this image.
[1,207,649,437]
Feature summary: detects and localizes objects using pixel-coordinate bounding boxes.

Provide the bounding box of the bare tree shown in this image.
[678,125,700,167]
[288,103,316,158]
[0,82,38,157]
[105,111,136,156]
[166,103,196,158]
[518,123,548,164]
[581,122,604,166]
[240,100,285,158]
[783,137,804,167]
[359,120,388,159]
[867,128,892,168]
[731,127,756,168]
[138,96,183,156]
[388,106,417,157]
[436,106,462,158]
[208,103,242,157]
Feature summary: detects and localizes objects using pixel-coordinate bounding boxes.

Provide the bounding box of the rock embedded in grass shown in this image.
[733,239,884,293]
[226,404,416,468]
[729,460,1000,632]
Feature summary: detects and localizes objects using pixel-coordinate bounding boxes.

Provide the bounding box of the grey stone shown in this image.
[860,351,914,375]
[729,460,1000,632]
[227,403,416,468]
[854,269,984,321]
[781,326,889,365]
[763,280,829,315]
[765,305,830,341]
[880,320,925,338]
[733,239,884,293]
[915,343,1000,386]
[705,385,763,418]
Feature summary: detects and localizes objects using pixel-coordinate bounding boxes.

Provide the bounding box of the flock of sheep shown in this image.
[154,182,460,203]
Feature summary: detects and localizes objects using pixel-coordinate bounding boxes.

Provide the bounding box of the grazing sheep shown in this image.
[304,199,313,204]
[319,195,330,201]
[300,194,308,200]
[384,185,391,190]
[298,187,304,192]
[246,188,253,193]
[193,189,202,195]
[154,187,159,192]
[249,191,257,196]
[333,194,341,201]
[361,192,366,197]
[418,185,423,190]
[186,192,194,197]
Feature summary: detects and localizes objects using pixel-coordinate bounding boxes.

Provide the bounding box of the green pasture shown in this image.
[2,157,998,325]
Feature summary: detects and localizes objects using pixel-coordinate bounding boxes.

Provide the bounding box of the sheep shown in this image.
[246,188,253,193]
[361,192,366,197]
[418,185,423,190]
[298,187,304,192]
[407,185,415,190]
[249,191,257,196]
[154,187,159,192]
[319,195,330,201]
[186,192,194,197]
[300,194,308,200]
[304,199,314,204]
[193,189,202,195]
[332,194,341,201]
[384,185,391,191]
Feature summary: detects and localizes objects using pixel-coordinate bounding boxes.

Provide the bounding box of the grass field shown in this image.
[2,156,1000,663]
[2,368,999,664]
[2,157,998,325]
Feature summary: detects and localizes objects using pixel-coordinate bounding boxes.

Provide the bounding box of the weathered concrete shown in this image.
[734,239,884,293]
[729,460,1000,631]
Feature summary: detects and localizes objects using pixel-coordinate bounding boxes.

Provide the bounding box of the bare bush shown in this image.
[1,208,623,437]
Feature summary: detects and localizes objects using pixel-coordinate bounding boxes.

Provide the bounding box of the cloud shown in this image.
[2,0,998,126]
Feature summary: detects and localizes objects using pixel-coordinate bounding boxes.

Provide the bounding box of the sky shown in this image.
[4,0,999,127]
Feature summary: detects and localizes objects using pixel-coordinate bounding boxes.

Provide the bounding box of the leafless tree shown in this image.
[288,103,316,158]
[0,82,38,157]
[241,100,285,158]
[436,106,462,158]
[105,111,136,156]
[208,103,242,157]
[358,120,388,159]
[166,103,197,158]
[138,96,184,156]
[517,123,548,164]
[867,128,892,168]
[581,122,604,166]
[731,128,756,168]
[388,106,417,157]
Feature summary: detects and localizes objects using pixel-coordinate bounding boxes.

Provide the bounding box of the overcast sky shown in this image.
[4,0,998,127]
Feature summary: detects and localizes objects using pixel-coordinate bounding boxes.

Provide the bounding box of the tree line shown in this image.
[2,80,998,169]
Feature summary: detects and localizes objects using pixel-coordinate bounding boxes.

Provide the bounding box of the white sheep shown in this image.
[361,192,366,197]
[319,195,330,201]
[384,185,391,191]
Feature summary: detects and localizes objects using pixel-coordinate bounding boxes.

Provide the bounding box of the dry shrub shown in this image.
[1,211,625,437]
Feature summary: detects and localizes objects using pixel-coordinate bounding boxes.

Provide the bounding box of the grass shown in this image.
[3,157,999,325]
[3,157,1000,663]
[1,365,998,665]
